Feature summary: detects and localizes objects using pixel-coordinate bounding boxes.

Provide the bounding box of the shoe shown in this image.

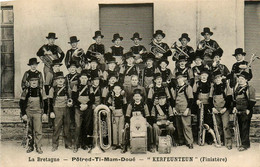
[120,148,126,154]
[238,146,247,152]
[149,147,155,153]
[227,146,232,150]
[81,145,87,150]
[36,147,43,154]
[26,147,34,153]
[112,146,117,150]
[187,144,193,149]
[51,147,58,152]
[73,148,78,153]
[172,143,178,147]
[65,145,73,150]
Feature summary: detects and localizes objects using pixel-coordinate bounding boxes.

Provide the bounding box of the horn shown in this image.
[89,104,112,153]
[171,42,190,58]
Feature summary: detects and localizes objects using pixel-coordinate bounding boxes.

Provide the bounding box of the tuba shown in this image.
[72,48,85,67]
[89,104,112,153]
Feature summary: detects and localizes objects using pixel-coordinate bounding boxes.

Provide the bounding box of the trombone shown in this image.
[171,42,190,58]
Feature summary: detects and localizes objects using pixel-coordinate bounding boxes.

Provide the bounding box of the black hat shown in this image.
[179,55,187,62]
[27,58,40,66]
[144,53,155,62]
[46,32,58,39]
[212,48,224,58]
[52,59,63,66]
[113,82,123,89]
[133,88,142,95]
[28,72,40,81]
[212,70,222,78]
[90,56,99,63]
[67,61,79,68]
[68,36,80,44]
[91,74,100,81]
[124,52,135,60]
[108,73,118,79]
[176,72,185,79]
[179,33,190,42]
[201,68,210,75]
[112,33,123,42]
[131,32,142,41]
[153,30,165,38]
[93,31,104,40]
[232,48,246,57]
[54,71,65,79]
[158,58,169,65]
[154,73,162,80]
[80,69,90,77]
[105,54,116,64]
[194,50,204,60]
[201,27,213,36]
[158,92,167,99]
[238,71,250,80]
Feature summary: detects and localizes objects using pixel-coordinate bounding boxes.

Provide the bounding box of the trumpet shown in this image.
[198,41,216,51]
[171,42,190,58]
[89,104,112,153]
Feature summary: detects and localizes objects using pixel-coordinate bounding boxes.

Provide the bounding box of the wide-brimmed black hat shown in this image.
[67,60,79,68]
[176,72,185,79]
[105,54,116,64]
[124,52,135,60]
[133,88,142,95]
[212,70,222,78]
[131,32,142,41]
[201,68,210,75]
[113,82,123,89]
[144,53,155,62]
[93,31,104,40]
[158,59,169,65]
[232,48,246,57]
[52,59,63,66]
[112,33,123,42]
[179,55,187,62]
[238,71,250,80]
[80,69,90,77]
[54,71,65,79]
[28,72,40,81]
[212,48,224,58]
[46,32,58,39]
[27,58,40,66]
[90,56,99,63]
[108,73,118,79]
[201,27,213,36]
[194,50,204,60]
[179,33,190,42]
[153,30,165,38]
[68,36,80,44]
[154,73,162,80]
[158,91,167,99]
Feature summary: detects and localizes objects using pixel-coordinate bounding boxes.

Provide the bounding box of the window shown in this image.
[1,6,14,98]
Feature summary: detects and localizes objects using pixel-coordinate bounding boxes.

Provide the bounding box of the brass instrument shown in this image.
[171,42,190,58]
[197,41,216,51]
[212,112,222,147]
[150,39,167,58]
[88,50,105,64]
[198,103,206,146]
[40,47,56,69]
[89,104,112,153]
[72,48,85,67]
[203,124,221,148]
[21,120,32,149]
[238,53,259,75]
[233,112,241,147]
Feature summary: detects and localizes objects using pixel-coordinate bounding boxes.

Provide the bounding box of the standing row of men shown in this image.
[19,27,257,154]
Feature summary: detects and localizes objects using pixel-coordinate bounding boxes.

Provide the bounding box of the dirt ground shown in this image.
[1,140,259,167]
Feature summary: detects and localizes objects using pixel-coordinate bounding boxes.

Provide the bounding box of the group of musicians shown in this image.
[19,27,257,154]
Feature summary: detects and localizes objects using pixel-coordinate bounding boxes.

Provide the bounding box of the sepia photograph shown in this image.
[0,0,260,167]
